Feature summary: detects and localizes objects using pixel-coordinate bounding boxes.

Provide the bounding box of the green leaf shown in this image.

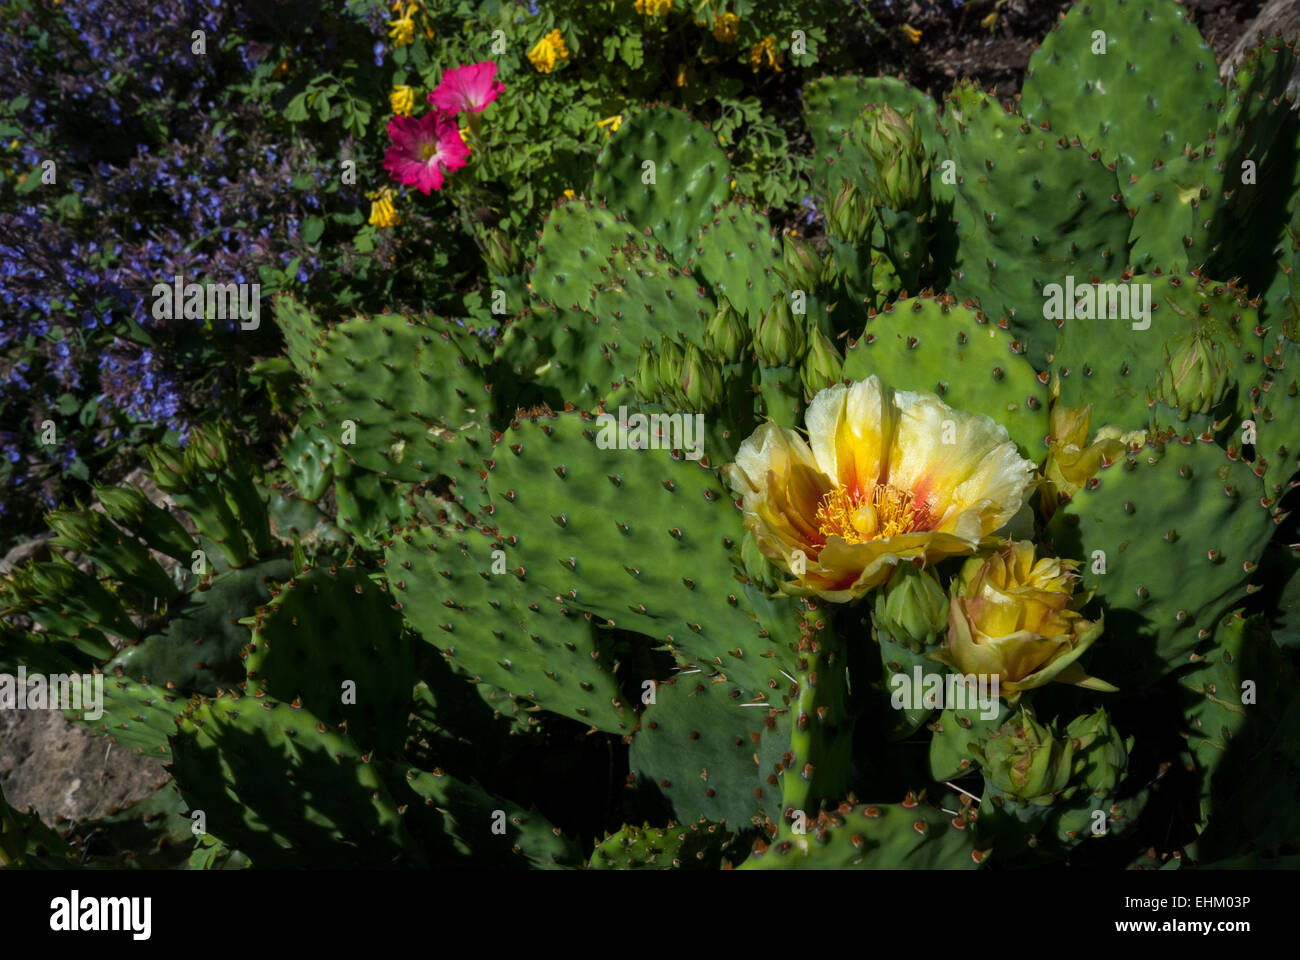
[78,397,99,428]
[15,168,41,194]
[343,100,372,139]
[284,92,310,123]
[302,216,325,244]
[54,192,82,218]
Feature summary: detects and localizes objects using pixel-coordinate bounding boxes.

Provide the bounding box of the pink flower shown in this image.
[383,110,469,194]
[429,61,504,115]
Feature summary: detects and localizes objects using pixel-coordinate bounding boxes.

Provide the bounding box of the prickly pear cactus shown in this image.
[4,0,1300,872]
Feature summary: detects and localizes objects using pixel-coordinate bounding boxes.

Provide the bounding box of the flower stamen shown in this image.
[816,484,920,544]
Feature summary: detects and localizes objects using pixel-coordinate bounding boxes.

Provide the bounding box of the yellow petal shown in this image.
[806,377,890,495]
[725,422,828,561]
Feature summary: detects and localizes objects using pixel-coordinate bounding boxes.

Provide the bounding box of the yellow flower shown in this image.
[1043,403,1126,501]
[528,29,570,74]
[389,85,416,117]
[388,5,416,47]
[368,188,401,229]
[563,188,576,200]
[713,11,739,43]
[901,24,922,45]
[748,35,783,73]
[936,541,1115,700]
[459,126,471,153]
[675,63,687,87]
[596,114,623,136]
[723,377,1036,602]
[634,0,673,14]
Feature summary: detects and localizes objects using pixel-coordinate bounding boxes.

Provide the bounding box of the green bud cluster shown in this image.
[635,336,725,412]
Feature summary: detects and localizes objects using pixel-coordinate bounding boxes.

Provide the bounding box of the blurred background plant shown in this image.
[0,0,907,549]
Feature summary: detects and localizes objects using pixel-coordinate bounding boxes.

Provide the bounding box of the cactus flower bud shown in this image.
[780,234,821,291]
[974,708,1074,804]
[935,541,1115,701]
[46,508,104,553]
[827,179,872,246]
[754,296,806,368]
[634,340,662,402]
[1157,332,1230,419]
[858,103,929,212]
[676,342,724,412]
[93,481,196,562]
[874,562,948,650]
[656,336,686,396]
[477,225,516,277]
[1064,708,1130,797]
[704,300,748,364]
[189,424,231,473]
[94,483,151,528]
[144,444,189,493]
[800,327,844,398]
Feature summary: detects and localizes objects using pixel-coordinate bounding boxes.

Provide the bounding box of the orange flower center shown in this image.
[815,483,926,544]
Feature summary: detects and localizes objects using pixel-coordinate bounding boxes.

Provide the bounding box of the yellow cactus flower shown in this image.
[1043,403,1127,501]
[597,114,623,136]
[634,0,673,15]
[389,85,416,117]
[901,24,922,45]
[388,4,417,47]
[368,188,401,229]
[748,35,783,73]
[713,11,740,43]
[936,541,1116,700]
[724,376,1036,602]
[528,29,570,74]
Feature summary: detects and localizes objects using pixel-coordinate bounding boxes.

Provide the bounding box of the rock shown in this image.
[1,468,185,829]
[1220,0,1300,105]
[0,532,51,576]
[0,707,169,824]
